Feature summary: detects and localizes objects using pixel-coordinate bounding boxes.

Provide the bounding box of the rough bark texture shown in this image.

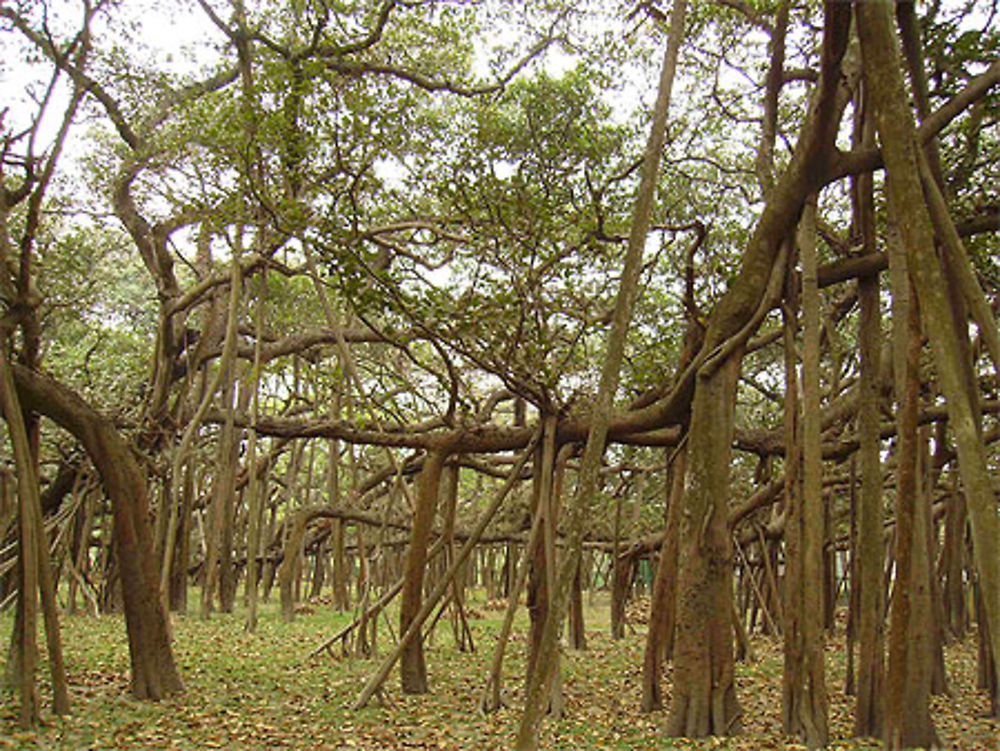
[666,355,743,737]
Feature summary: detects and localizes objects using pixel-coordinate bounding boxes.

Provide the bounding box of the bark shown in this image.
[7,364,183,699]
[667,4,850,737]
[611,478,628,640]
[568,556,586,651]
[781,238,803,737]
[278,508,311,622]
[1,351,40,727]
[525,436,551,683]
[169,457,194,612]
[640,445,685,712]
[329,425,350,611]
[789,195,828,746]
[399,449,446,694]
[667,354,743,737]
[244,269,266,630]
[883,269,939,749]
[201,258,242,619]
[940,488,968,640]
[483,492,544,714]
[857,0,1000,719]
[852,76,885,739]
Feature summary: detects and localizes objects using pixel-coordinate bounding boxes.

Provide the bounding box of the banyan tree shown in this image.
[0,0,998,748]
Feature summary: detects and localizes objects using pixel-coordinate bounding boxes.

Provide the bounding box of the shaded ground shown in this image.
[0,591,997,749]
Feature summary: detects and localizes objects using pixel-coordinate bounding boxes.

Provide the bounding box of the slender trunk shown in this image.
[782,237,803,737]
[201,258,243,619]
[641,444,685,712]
[611,481,627,640]
[329,404,349,611]
[1,349,41,727]
[353,433,538,710]
[483,494,545,714]
[883,275,939,749]
[852,77,885,738]
[795,195,829,746]
[941,487,967,640]
[244,268,266,629]
[526,436,551,682]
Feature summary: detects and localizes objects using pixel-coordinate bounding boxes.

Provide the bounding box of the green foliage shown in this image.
[37,221,155,417]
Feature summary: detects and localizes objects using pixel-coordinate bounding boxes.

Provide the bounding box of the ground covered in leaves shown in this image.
[1,591,997,749]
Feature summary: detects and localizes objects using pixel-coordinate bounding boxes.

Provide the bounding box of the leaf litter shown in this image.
[0,594,996,749]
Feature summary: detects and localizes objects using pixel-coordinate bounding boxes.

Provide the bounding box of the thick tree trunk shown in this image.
[666,355,742,737]
[8,364,183,699]
[667,3,850,738]
[399,449,446,694]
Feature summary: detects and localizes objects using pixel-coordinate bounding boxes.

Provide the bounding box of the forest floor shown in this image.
[0,590,997,749]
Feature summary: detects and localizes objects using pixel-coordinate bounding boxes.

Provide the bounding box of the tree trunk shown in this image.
[883,270,939,749]
[278,507,311,622]
[243,272,266,629]
[568,555,586,651]
[785,194,828,746]
[940,489,968,640]
[8,364,183,700]
[329,426,350,611]
[352,433,538,710]
[399,449,446,694]
[666,354,742,737]
[851,78,885,738]
[667,2,850,738]
[1,350,41,727]
[641,444,685,712]
[857,0,1000,719]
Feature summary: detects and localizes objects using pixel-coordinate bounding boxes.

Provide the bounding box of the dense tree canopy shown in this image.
[1,0,999,747]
